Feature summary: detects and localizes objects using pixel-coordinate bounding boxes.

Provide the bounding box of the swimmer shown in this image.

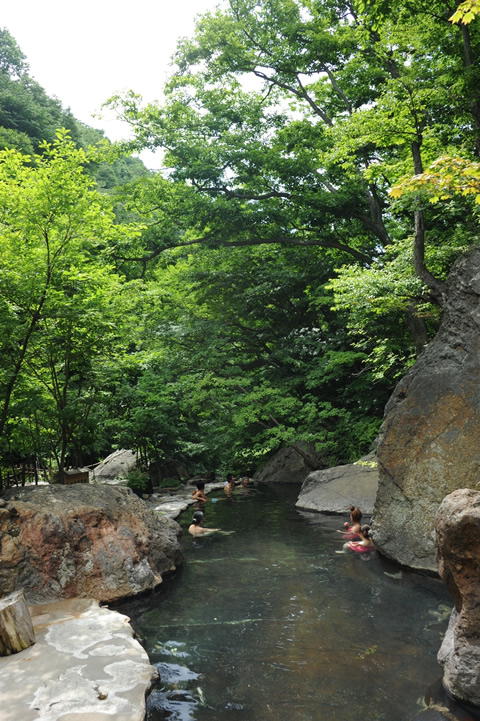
[192,481,208,503]
[336,524,375,554]
[188,511,221,536]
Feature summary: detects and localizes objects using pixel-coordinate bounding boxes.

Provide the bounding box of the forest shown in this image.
[1,0,479,489]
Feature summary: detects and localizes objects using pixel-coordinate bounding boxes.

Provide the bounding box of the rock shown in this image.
[148,458,190,488]
[92,449,137,485]
[436,489,480,708]
[295,454,378,514]
[413,678,480,721]
[0,484,183,604]
[0,597,157,721]
[374,248,480,572]
[254,444,324,484]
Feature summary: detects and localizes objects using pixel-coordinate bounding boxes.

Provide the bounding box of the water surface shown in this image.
[130,484,451,721]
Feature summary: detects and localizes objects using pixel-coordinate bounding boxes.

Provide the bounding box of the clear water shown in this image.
[128,484,452,721]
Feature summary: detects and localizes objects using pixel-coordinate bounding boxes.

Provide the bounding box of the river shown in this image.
[127,483,451,721]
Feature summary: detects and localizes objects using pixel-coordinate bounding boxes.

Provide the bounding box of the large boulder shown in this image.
[0,484,183,604]
[374,248,480,572]
[296,454,378,514]
[92,449,137,484]
[254,444,324,484]
[436,488,480,708]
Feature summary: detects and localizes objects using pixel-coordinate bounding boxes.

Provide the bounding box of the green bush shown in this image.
[126,469,150,494]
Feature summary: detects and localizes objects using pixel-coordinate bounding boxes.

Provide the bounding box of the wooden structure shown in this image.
[63,467,90,485]
[0,590,36,656]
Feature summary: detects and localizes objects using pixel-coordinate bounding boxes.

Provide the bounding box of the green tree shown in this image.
[108,0,479,308]
[0,130,144,485]
[100,0,480,469]
[102,240,392,471]
[0,28,28,78]
[105,0,480,348]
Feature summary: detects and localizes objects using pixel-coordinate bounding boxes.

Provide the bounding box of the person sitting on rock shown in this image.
[192,481,208,503]
[341,506,362,539]
[339,524,375,554]
[188,511,221,536]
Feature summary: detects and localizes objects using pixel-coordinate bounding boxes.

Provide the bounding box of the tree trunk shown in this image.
[405,303,431,356]
[0,590,36,656]
[460,23,480,158]
[410,140,447,304]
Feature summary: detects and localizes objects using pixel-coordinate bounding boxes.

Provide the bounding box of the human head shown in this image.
[192,511,205,525]
[350,506,362,523]
[241,476,249,486]
[196,481,205,491]
[360,524,371,538]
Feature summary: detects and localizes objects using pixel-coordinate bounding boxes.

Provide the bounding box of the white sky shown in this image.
[2,0,221,166]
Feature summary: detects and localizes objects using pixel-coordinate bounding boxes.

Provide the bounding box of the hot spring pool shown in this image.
[128,483,451,721]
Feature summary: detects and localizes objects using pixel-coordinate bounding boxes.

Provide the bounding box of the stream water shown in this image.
[128,484,452,721]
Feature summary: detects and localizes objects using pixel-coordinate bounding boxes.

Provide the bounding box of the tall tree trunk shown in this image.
[411,140,447,305]
[460,23,480,158]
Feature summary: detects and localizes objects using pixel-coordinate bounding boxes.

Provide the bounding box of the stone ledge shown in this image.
[0,597,156,721]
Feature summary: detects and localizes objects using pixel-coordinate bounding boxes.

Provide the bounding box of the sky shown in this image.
[2,0,221,165]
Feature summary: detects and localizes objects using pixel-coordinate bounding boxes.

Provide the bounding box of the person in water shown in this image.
[188,511,221,536]
[339,524,375,553]
[192,481,208,503]
[224,474,236,495]
[342,505,362,539]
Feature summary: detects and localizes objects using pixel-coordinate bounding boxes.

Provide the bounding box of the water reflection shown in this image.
[129,485,451,721]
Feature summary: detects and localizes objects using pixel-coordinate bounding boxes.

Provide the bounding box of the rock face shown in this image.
[92,449,137,484]
[374,249,480,572]
[0,484,183,604]
[296,455,378,514]
[436,489,480,708]
[254,444,324,484]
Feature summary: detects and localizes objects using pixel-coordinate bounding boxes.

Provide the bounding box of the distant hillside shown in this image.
[0,27,149,188]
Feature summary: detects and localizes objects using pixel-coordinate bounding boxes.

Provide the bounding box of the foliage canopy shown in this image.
[1,3,480,485]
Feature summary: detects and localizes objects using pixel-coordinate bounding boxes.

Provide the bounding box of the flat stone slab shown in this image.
[0,597,156,721]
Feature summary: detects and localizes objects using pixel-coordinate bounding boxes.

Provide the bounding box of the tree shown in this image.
[108,0,479,306]
[0,28,28,79]
[100,239,393,472]
[0,130,144,485]
[99,0,480,469]
[450,0,480,24]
